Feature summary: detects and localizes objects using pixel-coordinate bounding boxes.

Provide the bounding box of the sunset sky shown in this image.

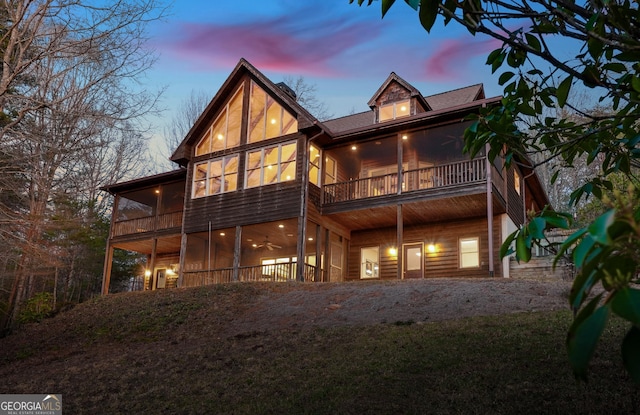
[146,0,504,123]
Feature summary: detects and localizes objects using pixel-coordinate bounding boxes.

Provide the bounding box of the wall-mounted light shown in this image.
[144,269,151,277]
[388,247,397,256]
[427,244,437,254]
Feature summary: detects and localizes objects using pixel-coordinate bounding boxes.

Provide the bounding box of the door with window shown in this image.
[403,243,424,279]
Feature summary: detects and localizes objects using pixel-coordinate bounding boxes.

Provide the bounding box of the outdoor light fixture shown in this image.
[144,269,151,277]
[278,224,284,228]
[389,247,397,256]
[219,232,225,236]
[351,145,357,150]
[402,134,408,140]
[427,244,437,253]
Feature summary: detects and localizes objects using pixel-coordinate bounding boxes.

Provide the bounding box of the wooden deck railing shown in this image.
[182,262,318,287]
[111,211,182,237]
[323,158,486,203]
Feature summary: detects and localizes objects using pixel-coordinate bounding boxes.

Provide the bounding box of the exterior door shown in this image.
[403,243,424,279]
[156,269,166,289]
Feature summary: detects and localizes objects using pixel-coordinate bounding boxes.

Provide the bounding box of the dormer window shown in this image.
[379,99,410,122]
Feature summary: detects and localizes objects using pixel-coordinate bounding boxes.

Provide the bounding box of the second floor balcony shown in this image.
[322,158,487,204]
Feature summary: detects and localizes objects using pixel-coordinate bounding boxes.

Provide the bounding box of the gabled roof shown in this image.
[170,58,320,166]
[425,84,485,111]
[367,72,431,111]
[324,84,494,135]
[100,168,187,194]
[322,111,373,134]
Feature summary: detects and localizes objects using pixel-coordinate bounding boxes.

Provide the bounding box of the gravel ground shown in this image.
[225,278,572,336]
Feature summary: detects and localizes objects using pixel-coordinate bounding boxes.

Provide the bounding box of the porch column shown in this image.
[486,149,495,277]
[101,193,119,295]
[101,244,114,295]
[150,238,158,289]
[233,225,241,282]
[177,233,187,287]
[296,216,306,282]
[314,224,322,282]
[397,204,403,280]
[323,229,331,282]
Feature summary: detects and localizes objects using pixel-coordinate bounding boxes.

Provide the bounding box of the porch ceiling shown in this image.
[323,192,501,231]
[111,234,182,255]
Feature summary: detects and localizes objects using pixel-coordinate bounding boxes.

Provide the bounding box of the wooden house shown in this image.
[100,58,549,293]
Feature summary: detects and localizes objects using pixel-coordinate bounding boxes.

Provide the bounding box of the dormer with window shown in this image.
[368,72,431,123]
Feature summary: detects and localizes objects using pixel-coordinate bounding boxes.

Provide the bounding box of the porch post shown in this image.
[101,193,119,295]
[296,139,311,282]
[314,224,322,282]
[233,225,241,282]
[323,229,331,282]
[150,238,158,289]
[101,244,114,295]
[486,148,495,277]
[177,233,187,287]
[397,203,403,280]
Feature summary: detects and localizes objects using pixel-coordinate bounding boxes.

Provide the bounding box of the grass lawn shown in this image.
[0,284,637,414]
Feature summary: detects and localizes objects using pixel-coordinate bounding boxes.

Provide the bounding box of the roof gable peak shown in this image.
[367,72,431,111]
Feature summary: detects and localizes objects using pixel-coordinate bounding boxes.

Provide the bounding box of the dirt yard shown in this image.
[222,278,572,336]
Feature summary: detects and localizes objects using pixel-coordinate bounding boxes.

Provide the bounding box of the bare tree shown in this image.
[282,75,333,121]
[162,89,210,159]
[0,0,166,333]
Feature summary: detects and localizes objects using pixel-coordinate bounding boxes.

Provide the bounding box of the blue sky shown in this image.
[145,1,504,120]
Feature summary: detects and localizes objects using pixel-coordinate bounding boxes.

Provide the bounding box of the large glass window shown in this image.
[192,155,238,198]
[309,145,321,186]
[460,237,480,268]
[379,99,410,122]
[245,142,297,188]
[248,81,297,143]
[195,85,243,156]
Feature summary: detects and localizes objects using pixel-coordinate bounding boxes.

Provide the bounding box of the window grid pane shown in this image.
[244,141,297,188]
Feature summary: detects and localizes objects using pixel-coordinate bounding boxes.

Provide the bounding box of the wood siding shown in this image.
[347,216,502,280]
[506,164,525,225]
[184,181,303,233]
[183,137,306,234]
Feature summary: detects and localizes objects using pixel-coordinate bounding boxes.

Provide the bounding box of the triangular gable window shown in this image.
[248,81,297,143]
[195,85,244,156]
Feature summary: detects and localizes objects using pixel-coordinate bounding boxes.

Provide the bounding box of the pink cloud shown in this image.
[424,37,502,81]
[157,13,381,77]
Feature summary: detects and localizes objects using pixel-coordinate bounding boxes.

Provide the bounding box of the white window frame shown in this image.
[360,246,380,279]
[459,237,480,269]
[379,99,410,122]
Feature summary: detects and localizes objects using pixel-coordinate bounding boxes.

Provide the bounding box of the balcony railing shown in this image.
[111,211,183,237]
[323,158,486,204]
[182,262,318,287]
